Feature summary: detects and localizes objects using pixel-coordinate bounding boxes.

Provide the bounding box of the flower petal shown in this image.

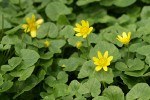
[32,14,36,22]
[22,24,28,29]
[26,17,31,23]
[117,35,123,40]
[81,20,86,26]
[86,21,89,27]
[104,51,108,58]
[127,32,131,40]
[87,27,93,34]
[30,30,37,38]
[95,66,102,71]
[76,23,81,28]
[122,32,127,38]
[74,28,80,32]
[36,19,43,25]
[103,66,108,71]
[83,34,87,38]
[98,51,102,59]
[92,57,99,62]
[76,33,82,37]
[108,56,113,62]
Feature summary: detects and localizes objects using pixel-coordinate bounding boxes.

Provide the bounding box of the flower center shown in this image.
[99,57,107,67]
[29,21,37,30]
[80,26,89,34]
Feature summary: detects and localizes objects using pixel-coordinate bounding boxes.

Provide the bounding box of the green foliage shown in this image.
[0,0,150,99]
[102,86,124,100]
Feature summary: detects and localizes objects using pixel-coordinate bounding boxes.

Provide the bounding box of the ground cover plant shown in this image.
[1,0,150,100]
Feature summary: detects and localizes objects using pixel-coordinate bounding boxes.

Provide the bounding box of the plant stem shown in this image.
[127,46,129,61]
[86,38,90,52]
[102,81,106,89]
[86,38,90,60]
[1,14,4,40]
[126,45,130,68]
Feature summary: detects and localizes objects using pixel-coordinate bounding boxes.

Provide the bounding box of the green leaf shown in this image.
[32,39,45,48]
[94,68,114,84]
[45,71,68,87]
[45,1,72,21]
[0,15,12,29]
[78,60,95,79]
[78,78,100,97]
[115,58,145,71]
[1,57,22,71]
[53,83,69,98]
[74,96,86,100]
[76,0,100,6]
[68,36,84,47]
[58,57,86,71]
[93,96,110,100]
[126,83,150,100]
[8,57,22,69]
[141,0,150,4]
[58,0,73,4]
[141,6,150,19]
[45,76,56,87]
[19,49,40,69]
[0,74,3,86]
[5,25,21,35]
[49,39,66,53]
[136,45,150,56]
[37,22,58,38]
[89,41,121,62]
[57,15,70,26]
[37,69,46,82]
[1,65,11,72]
[88,33,101,44]
[42,94,55,100]
[59,25,75,39]
[13,75,39,99]
[40,52,54,60]
[145,54,150,66]
[124,65,149,77]
[69,80,81,96]
[120,74,143,89]
[57,71,68,83]
[129,42,147,52]
[1,35,20,45]
[103,32,121,46]
[0,44,11,51]
[9,66,35,81]
[100,0,115,6]
[102,86,124,100]
[113,0,136,7]
[0,81,13,92]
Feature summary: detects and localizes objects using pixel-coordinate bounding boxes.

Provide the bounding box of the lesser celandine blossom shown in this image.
[117,32,131,45]
[44,40,50,48]
[76,41,82,49]
[92,51,113,71]
[22,14,43,38]
[73,20,93,38]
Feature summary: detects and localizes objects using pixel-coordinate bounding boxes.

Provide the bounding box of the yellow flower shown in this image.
[117,32,131,45]
[22,14,43,38]
[76,41,82,49]
[92,51,113,71]
[44,40,50,48]
[73,20,93,38]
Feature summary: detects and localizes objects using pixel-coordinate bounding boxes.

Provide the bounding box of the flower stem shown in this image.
[1,14,4,40]
[102,81,106,89]
[127,46,129,60]
[126,45,130,68]
[86,38,90,52]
